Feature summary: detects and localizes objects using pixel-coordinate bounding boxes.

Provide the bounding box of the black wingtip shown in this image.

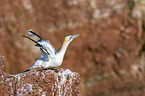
[22,35,38,44]
[29,30,43,40]
[22,31,50,55]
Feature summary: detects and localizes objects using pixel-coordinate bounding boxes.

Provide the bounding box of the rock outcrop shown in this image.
[0,56,80,95]
[0,0,145,95]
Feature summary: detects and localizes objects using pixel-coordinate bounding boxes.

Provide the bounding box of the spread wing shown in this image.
[29,31,57,58]
[40,48,49,59]
[40,40,57,59]
[23,31,57,59]
[22,35,50,55]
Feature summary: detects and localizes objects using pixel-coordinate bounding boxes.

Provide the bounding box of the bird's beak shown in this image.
[72,34,80,39]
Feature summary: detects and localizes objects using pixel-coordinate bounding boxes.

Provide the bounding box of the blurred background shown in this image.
[0,0,145,96]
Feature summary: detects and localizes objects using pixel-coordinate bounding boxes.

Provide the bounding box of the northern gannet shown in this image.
[23,31,80,71]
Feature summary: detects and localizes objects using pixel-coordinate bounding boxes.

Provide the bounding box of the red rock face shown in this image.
[0,0,145,96]
[0,57,80,95]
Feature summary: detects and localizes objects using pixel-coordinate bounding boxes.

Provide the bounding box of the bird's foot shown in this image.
[39,68,59,73]
[46,68,59,73]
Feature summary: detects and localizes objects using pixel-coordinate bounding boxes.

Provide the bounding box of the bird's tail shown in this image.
[22,69,31,73]
[22,64,34,73]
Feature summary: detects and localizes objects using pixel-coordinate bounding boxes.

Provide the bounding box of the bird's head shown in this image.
[64,34,80,43]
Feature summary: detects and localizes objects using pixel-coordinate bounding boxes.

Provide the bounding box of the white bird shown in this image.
[23,31,80,71]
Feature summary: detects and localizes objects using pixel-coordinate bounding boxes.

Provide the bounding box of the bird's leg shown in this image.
[50,68,58,73]
[45,67,59,73]
[54,69,59,73]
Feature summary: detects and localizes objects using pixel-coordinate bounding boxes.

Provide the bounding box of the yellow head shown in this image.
[64,34,80,43]
[60,34,80,52]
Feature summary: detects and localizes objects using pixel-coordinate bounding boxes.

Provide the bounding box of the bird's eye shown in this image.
[69,37,72,40]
